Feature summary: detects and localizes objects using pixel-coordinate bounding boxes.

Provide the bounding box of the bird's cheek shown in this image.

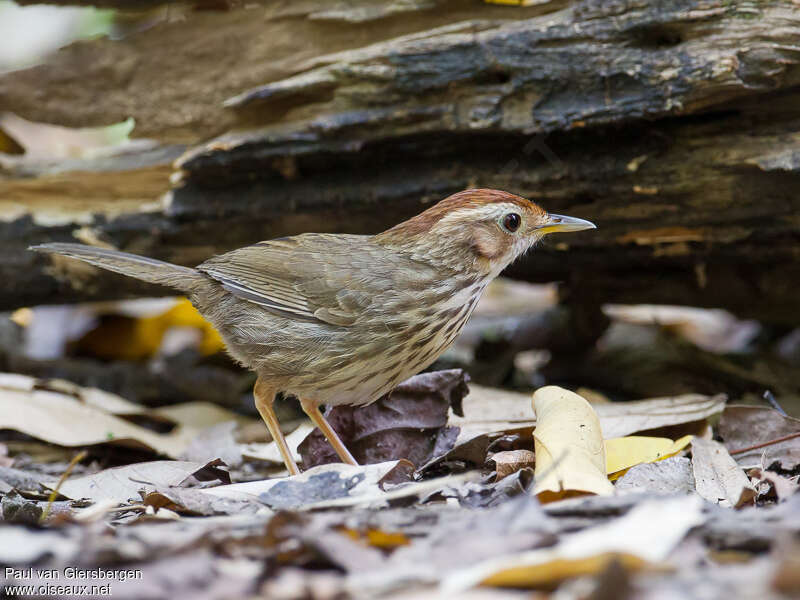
[469,228,512,262]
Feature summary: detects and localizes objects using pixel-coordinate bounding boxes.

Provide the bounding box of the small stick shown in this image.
[763,390,787,417]
[728,432,800,456]
[39,450,88,524]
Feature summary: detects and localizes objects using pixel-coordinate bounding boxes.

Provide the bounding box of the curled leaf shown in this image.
[299,370,468,468]
[490,449,536,481]
[531,386,614,501]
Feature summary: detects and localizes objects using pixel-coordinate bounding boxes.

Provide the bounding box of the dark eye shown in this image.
[502,213,521,233]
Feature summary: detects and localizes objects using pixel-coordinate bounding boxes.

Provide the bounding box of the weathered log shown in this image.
[1,0,799,323]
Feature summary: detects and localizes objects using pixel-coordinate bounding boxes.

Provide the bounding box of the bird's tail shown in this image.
[30,243,207,294]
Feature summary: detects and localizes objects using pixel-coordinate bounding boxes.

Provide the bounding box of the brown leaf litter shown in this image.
[1,372,799,599]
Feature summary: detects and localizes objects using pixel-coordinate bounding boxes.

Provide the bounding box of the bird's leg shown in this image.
[299,398,358,466]
[254,378,300,476]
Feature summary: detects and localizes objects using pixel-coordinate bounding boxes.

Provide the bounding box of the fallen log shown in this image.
[1,0,798,323]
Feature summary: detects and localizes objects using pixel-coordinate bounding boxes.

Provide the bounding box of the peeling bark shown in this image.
[1,0,799,323]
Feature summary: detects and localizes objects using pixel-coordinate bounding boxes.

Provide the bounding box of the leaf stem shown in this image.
[728,432,800,456]
[39,449,88,524]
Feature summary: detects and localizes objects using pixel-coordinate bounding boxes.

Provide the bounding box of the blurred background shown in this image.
[1,0,799,424]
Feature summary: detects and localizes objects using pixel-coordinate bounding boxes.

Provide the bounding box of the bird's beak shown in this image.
[536,213,597,235]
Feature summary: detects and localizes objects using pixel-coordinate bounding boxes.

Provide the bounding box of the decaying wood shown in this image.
[2,0,799,322]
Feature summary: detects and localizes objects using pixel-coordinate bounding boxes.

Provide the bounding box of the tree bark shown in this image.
[2,0,799,322]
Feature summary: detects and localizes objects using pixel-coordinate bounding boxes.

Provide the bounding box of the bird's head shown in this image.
[375,189,595,276]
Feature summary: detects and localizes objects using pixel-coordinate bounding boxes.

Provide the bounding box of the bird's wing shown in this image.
[197,233,408,326]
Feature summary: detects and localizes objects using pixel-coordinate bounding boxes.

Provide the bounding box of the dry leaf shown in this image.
[531,386,614,500]
[489,450,536,481]
[52,460,230,503]
[748,468,799,502]
[692,438,755,508]
[0,378,198,457]
[299,370,467,468]
[615,457,696,495]
[285,471,477,511]
[596,394,725,439]
[426,389,723,477]
[450,385,538,442]
[605,434,693,479]
[180,422,243,467]
[602,304,759,353]
[0,373,144,415]
[0,112,149,168]
[240,424,314,465]
[719,406,800,469]
[346,494,553,594]
[147,465,430,518]
[144,487,262,516]
[0,373,283,462]
[193,461,418,511]
[0,527,80,564]
[151,401,252,430]
[472,279,556,317]
[0,465,45,491]
[341,527,411,549]
[443,496,704,590]
[0,372,252,427]
[772,539,800,595]
[452,385,724,445]
[73,298,224,360]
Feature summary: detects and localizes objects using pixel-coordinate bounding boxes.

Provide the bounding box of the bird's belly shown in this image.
[296,287,484,406]
[219,276,487,405]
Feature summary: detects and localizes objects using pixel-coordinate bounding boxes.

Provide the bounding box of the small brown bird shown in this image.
[32,189,594,475]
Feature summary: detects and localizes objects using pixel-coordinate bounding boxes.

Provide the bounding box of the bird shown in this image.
[31,188,595,476]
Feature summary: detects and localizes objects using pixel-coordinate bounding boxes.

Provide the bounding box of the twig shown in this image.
[728,432,800,456]
[108,504,148,512]
[39,450,88,524]
[762,390,787,417]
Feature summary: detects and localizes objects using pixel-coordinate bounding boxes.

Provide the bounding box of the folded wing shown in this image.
[197,233,420,326]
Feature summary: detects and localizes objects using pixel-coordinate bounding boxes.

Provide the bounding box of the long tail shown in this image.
[30,243,207,294]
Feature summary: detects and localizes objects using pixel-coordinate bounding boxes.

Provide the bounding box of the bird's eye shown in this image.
[501,213,522,233]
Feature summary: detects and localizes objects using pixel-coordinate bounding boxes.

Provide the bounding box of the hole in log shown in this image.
[474,69,512,85]
[626,24,684,48]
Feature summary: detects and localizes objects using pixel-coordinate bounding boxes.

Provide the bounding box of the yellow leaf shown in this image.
[9,307,33,327]
[158,299,225,355]
[339,527,410,549]
[75,298,224,360]
[605,434,693,480]
[481,553,647,587]
[531,386,614,501]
